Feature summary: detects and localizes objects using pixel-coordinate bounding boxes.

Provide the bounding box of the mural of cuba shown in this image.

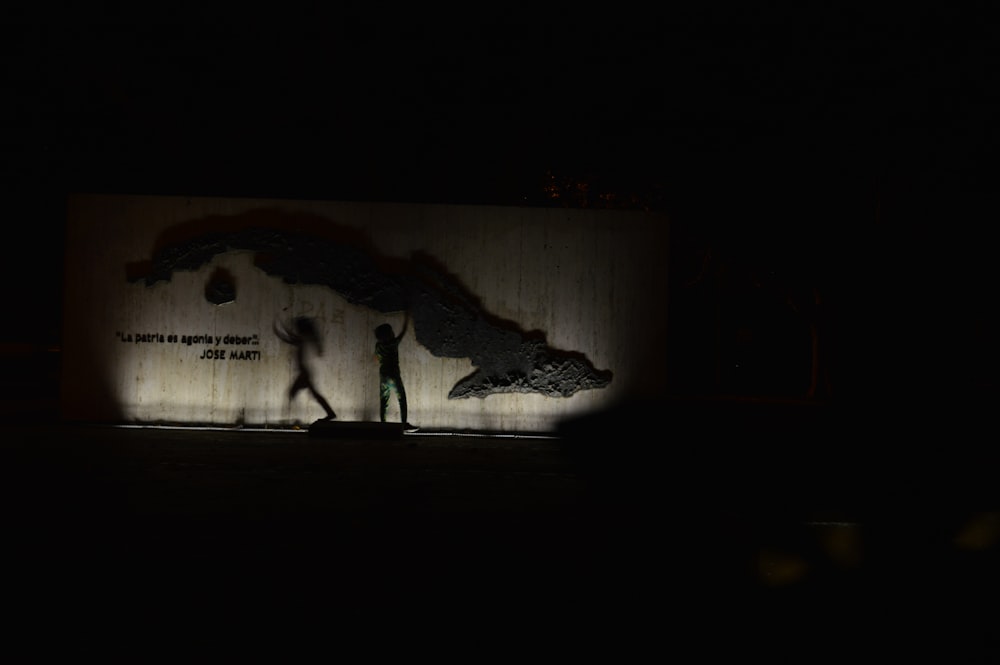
[60,196,669,433]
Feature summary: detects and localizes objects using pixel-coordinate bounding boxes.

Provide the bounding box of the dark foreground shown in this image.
[4,406,1000,659]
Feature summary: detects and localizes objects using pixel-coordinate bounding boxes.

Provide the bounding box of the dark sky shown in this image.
[7,6,993,202]
[3,5,998,355]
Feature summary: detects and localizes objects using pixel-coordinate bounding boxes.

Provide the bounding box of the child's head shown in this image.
[295,316,317,338]
[375,323,393,342]
[294,317,322,349]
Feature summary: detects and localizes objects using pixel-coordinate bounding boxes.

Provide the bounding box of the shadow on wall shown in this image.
[273,314,337,422]
[125,208,613,401]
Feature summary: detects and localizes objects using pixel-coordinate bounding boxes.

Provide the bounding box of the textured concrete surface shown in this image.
[62,195,666,431]
[130,223,614,399]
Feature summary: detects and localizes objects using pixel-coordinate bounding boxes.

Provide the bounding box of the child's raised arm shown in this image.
[396,310,409,342]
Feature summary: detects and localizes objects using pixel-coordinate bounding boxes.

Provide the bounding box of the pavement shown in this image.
[4,400,1000,658]
[3,421,636,658]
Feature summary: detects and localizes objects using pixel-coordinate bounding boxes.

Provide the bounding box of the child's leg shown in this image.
[396,376,407,424]
[379,377,391,422]
[310,386,336,420]
[289,373,308,399]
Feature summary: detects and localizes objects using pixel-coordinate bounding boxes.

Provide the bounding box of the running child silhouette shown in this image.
[374,312,413,430]
[274,314,337,421]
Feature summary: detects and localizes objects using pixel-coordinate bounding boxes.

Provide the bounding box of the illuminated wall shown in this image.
[60,194,669,433]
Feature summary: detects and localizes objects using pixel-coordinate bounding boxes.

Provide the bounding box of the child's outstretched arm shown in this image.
[273,316,296,345]
[396,310,409,342]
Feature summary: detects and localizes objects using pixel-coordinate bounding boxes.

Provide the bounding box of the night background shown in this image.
[4,4,997,409]
[3,4,1000,655]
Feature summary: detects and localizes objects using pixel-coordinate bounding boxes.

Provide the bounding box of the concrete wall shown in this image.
[60,194,669,433]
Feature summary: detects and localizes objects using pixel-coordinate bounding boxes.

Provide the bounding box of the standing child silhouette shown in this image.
[374,312,413,430]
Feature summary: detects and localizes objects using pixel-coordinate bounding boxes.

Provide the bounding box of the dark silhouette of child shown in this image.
[274,315,336,421]
[374,313,412,429]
